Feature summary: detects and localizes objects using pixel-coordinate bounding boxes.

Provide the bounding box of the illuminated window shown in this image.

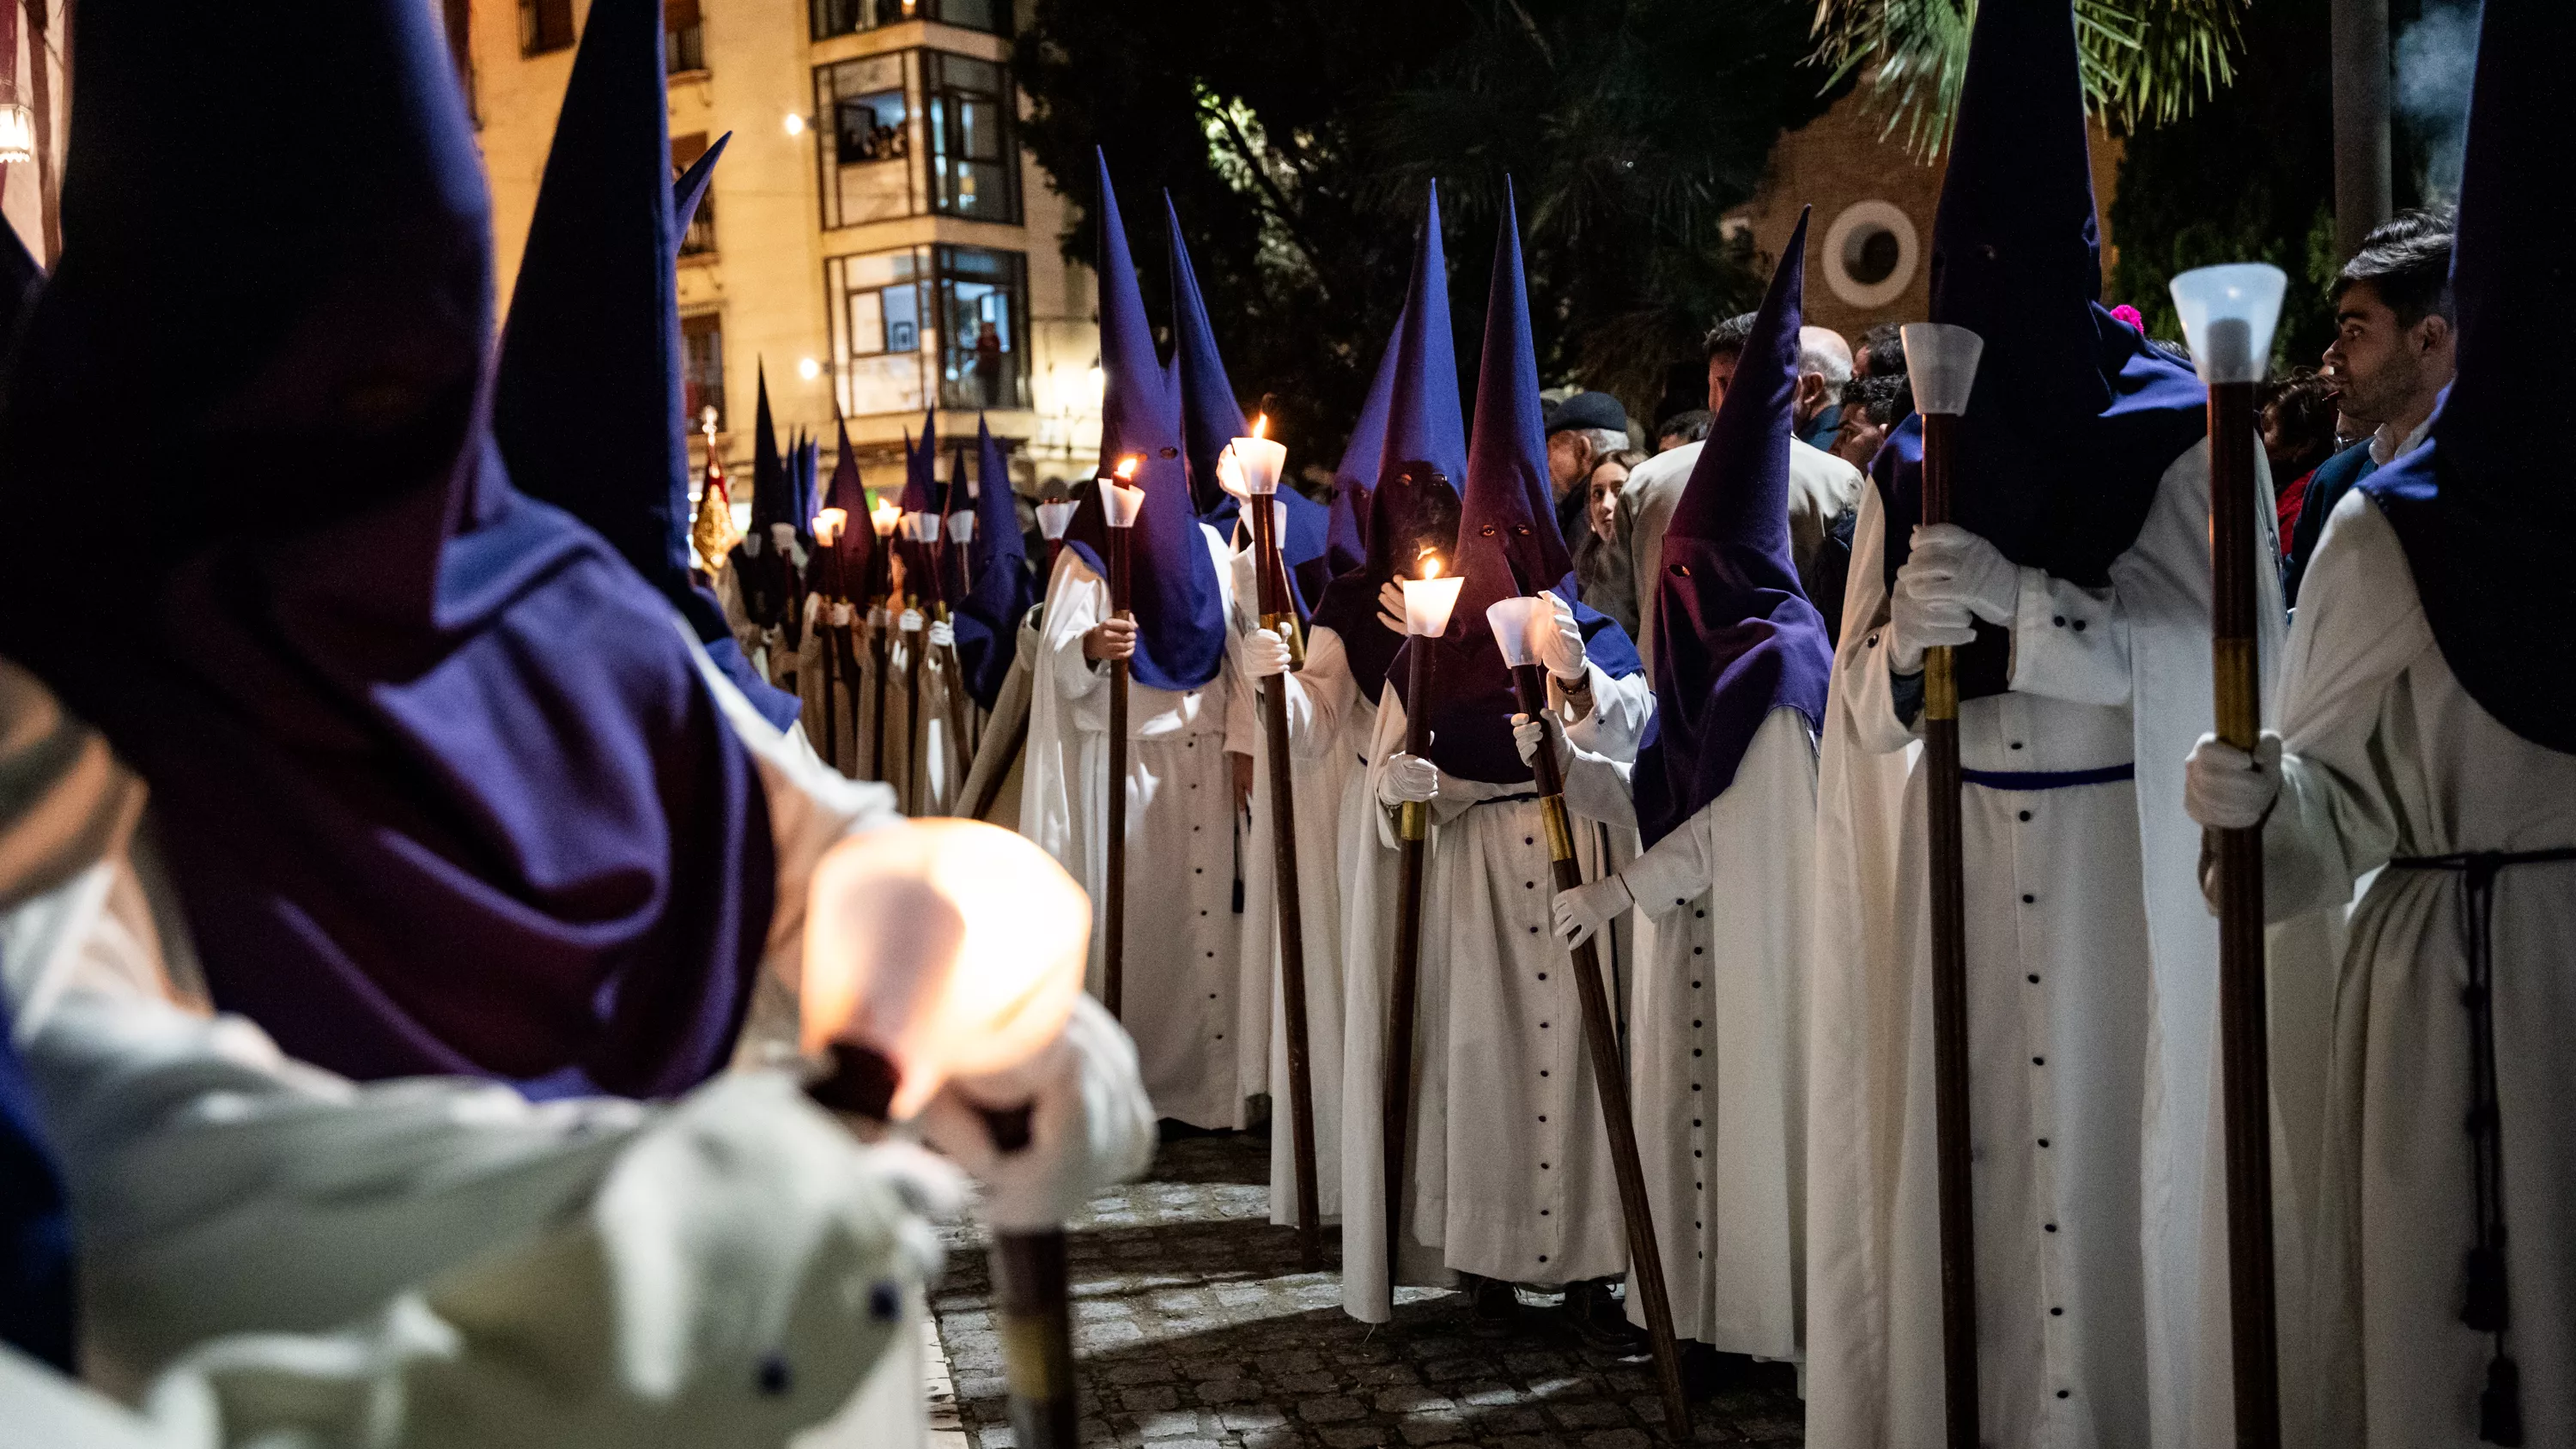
[926,53,1019,223]
[519,0,574,56]
[811,0,1008,39]
[815,54,918,228]
[933,245,1027,410]
[682,312,726,429]
[828,248,933,417]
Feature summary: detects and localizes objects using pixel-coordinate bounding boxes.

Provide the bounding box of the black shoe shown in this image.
[1563,1278,1649,1352]
[1464,1274,1520,1337]
[1679,1341,1755,1402]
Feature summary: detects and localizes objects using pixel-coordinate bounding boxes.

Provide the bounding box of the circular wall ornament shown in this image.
[1821,200,1920,310]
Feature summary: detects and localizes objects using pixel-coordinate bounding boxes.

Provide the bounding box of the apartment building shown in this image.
[453,0,1103,503]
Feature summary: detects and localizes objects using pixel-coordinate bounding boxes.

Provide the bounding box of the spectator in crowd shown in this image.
[1831,372,1913,470]
[1574,449,1643,635]
[1795,325,1854,451]
[1702,312,1757,404]
[1655,407,1710,453]
[1853,320,1905,379]
[1543,389,1634,544]
[2285,207,2457,606]
[2259,367,2342,559]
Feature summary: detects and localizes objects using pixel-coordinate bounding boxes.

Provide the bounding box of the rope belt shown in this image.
[1959,762,2136,791]
[2386,846,2576,1446]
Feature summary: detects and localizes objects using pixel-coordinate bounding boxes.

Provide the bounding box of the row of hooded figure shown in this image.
[979,2,2576,1446]
[0,3,1164,1446]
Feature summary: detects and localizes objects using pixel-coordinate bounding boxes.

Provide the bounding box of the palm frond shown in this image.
[1810,0,2248,155]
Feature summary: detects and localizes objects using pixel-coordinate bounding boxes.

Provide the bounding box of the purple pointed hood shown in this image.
[1872,0,2205,696]
[1060,153,1227,693]
[1327,310,1404,579]
[1310,187,1469,704]
[818,415,875,600]
[1392,182,1638,783]
[951,415,1036,708]
[1633,209,1832,846]
[0,0,773,1099]
[2361,0,2574,752]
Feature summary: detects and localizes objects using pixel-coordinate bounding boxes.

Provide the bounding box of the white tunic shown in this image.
[1804,440,2286,1448]
[1556,706,1817,1360]
[1337,661,1653,1320]
[2250,492,2576,1448]
[1019,536,1247,1129]
[1230,620,1365,1228]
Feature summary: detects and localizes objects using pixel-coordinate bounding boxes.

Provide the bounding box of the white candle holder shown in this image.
[2168,264,2288,385]
[1900,323,1985,416]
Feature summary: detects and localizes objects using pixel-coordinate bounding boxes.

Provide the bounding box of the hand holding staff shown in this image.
[1225,428,1323,1268]
[2170,264,2289,1449]
[1487,594,1690,1438]
[1098,460,1148,1020]
[1380,561,1461,1315]
[1900,321,1986,1449]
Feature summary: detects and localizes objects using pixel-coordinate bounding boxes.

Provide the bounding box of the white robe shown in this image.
[1230,615,1364,1229]
[0,653,939,1449]
[1555,706,1818,1360]
[1804,440,2286,1448]
[1019,534,1248,1129]
[2249,491,2576,1448]
[1337,659,1653,1321]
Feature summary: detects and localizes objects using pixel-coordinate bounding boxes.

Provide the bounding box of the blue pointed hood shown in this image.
[727,363,794,627]
[0,0,774,1099]
[489,15,792,728]
[818,416,876,601]
[1327,309,1405,579]
[952,415,1036,707]
[2362,0,2574,752]
[1061,152,1226,693]
[1393,180,1638,784]
[1872,0,2206,700]
[672,131,730,255]
[1309,189,1468,703]
[1635,208,1832,846]
[1165,192,1245,524]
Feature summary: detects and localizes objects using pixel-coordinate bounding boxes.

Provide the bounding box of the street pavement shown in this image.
[927,1131,1806,1448]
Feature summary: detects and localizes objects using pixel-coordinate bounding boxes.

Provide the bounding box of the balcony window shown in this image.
[683,312,726,430]
[828,248,932,417]
[811,0,1007,39]
[672,131,717,256]
[519,0,574,56]
[926,53,1019,223]
[815,54,918,229]
[933,245,1027,410]
[666,0,705,72]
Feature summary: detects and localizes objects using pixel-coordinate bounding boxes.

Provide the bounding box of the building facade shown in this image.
[454,0,1103,505]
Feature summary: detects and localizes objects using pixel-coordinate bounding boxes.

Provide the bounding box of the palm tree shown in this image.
[1810,0,2250,153]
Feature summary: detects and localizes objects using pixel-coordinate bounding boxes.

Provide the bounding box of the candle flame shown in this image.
[1114,454,1141,482]
[1419,551,1443,581]
[1252,414,1269,440]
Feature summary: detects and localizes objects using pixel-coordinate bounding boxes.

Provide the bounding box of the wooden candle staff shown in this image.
[1099,464,1147,1019]
[2170,265,2287,1449]
[1229,432,1322,1267]
[1899,322,1985,1449]
[1381,561,1462,1314]
[1487,595,1688,1436]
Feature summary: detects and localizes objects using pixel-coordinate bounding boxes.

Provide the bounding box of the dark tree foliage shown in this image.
[1014,0,1834,462]
[2108,0,2339,367]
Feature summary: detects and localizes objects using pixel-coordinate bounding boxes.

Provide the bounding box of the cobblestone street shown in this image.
[927,1131,1805,1449]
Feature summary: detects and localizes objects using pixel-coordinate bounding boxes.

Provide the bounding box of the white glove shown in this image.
[1903,524,2020,626]
[1552,875,1633,949]
[927,620,954,649]
[1887,566,1978,676]
[1536,590,1587,682]
[899,608,925,634]
[1379,751,1441,805]
[1240,627,1291,680]
[805,591,823,627]
[2184,731,2283,830]
[829,601,855,627]
[769,522,798,554]
[1376,579,1407,636]
[1510,711,1571,773]
[868,604,890,631]
[914,997,1156,1233]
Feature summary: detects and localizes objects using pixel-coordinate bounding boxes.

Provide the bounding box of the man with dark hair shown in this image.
[2284,208,2458,605]
[1701,312,1759,402]
[1831,372,1913,470]
[1541,389,1633,543]
[1655,407,1710,452]
[1854,320,1906,379]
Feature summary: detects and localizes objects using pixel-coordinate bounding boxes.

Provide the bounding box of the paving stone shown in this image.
[1297,1396,1367,1423]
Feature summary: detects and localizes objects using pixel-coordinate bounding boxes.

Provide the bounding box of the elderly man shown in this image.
[1544,390,1634,543]
[1600,313,1866,677]
[1795,324,1855,451]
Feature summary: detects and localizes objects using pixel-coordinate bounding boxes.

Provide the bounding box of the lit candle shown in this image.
[813,506,849,548]
[871,497,903,538]
[1224,415,1288,497]
[1103,455,1147,528]
[800,821,1090,1120]
[1400,554,1466,637]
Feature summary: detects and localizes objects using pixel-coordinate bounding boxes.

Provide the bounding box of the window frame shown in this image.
[923,51,1022,224]
[519,0,575,57]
